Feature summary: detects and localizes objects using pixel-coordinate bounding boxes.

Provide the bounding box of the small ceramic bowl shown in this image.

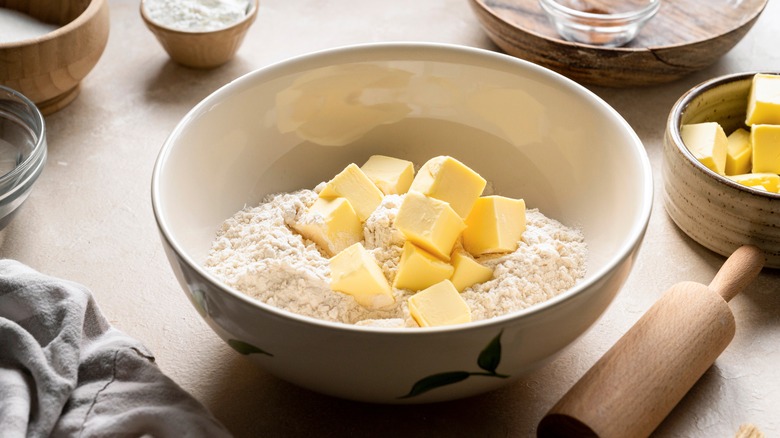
[140,0,259,69]
[663,72,780,268]
[0,0,110,115]
[538,0,660,47]
[152,43,652,403]
[0,86,47,229]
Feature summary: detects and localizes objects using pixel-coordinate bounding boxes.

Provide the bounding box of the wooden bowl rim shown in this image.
[0,0,107,49]
[140,0,259,36]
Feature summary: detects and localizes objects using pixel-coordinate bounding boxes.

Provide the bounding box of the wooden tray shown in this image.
[469,0,768,87]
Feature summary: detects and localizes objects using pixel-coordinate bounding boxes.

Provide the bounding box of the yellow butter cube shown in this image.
[393,242,454,291]
[463,196,526,257]
[292,197,363,256]
[725,128,752,176]
[728,173,780,193]
[319,163,384,221]
[680,122,728,175]
[360,155,415,195]
[751,124,780,174]
[329,243,394,309]
[395,191,466,261]
[408,280,471,327]
[745,73,780,126]
[409,156,487,218]
[449,251,493,292]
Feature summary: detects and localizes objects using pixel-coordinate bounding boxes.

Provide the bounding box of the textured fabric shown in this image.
[0,260,232,438]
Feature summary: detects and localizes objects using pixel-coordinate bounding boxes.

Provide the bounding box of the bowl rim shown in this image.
[668,71,780,199]
[151,41,654,335]
[139,0,259,35]
[0,85,47,195]
[0,0,107,49]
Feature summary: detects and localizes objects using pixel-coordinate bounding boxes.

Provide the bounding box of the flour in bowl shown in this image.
[204,189,587,327]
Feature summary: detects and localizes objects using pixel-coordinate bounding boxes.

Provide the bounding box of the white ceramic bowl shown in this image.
[152,43,652,403]
[664,72,780,268]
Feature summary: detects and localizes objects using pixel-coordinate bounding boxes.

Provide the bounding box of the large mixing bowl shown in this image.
[151,42,652,403]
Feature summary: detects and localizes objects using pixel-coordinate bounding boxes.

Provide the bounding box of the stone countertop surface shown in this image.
[3,0,780,436]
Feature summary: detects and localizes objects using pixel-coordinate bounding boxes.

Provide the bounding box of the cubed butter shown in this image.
[725,128,752,176]
[680,122,728,175]
[463,195,526,257]
[329,242,394,309]
[449,251,493,292]
[728,173,780,193]
[408,280,471,327]
[409,156,487,218]
[745,73,780,126]
[395,190,466,261]
[360,155,415,195]
[751,124,780,174]
[292,197,363,256]
[319,163,384,221]
[393,242,454,291]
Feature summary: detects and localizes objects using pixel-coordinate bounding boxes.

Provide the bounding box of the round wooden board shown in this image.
[469,0,768,87]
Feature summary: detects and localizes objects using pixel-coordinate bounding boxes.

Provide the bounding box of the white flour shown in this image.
[143,0,251,31]
[205,190,587,328]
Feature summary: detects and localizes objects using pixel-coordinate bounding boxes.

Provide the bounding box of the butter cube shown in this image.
[463,196,526,256]
[409,156,487,218]
[360,155,415,195]
[408,280,471,327]
[449,251,493,292]
[680,122,728,175]
[395,190,466,261]
[751,124,780,174]
[292,197,363,256]
[728,173,780,193]
[725,128,752,176]
[319,163,384,221]
[745,73,780,126]
[393,242,454,291]
[329,242,394,309]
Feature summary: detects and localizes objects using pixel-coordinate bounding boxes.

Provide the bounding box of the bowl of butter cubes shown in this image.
[664,72,780,267]
[152,42,653,403]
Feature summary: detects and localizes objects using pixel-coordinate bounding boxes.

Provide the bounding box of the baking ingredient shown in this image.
[750,124,780,174]
[143,0,251,32]
[727,173,780,192]
[463,196,527,256]
[329,242,395,310]
[392,242,454,291]
[725,128,752,176]
[0,8,58,43]
[449,251,494,292]
[409,156,487,218]
[680,122,728,175]
[360,155,414,195]
[319,163,384,221]
[745,73,780,126]
[395,190,465,261]
[408,280,471,327]
[291,197,362,257]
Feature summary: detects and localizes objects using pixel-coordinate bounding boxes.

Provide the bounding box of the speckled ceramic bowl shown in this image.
[152,43,653,403]
[664,72,780,268]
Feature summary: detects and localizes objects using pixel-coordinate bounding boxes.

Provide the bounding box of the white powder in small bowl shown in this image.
[205,189,587,328]
[143,0,252,32]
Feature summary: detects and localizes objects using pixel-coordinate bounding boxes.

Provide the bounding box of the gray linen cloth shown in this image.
[0,260,232,437]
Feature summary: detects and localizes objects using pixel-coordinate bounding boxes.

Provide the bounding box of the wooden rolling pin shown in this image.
[537,245,765,438]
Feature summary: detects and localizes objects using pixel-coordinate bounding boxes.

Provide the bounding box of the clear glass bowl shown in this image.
[539,0,661,47]
[0,86,47,229]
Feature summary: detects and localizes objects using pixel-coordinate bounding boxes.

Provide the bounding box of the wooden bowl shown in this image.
[663,72,780,268]
[0,0,110,115]
[469,0,768,87]
[140,0,259,69]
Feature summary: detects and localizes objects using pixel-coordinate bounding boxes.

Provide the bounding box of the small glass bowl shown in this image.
[539,0,661,47]
[0,86,47,229]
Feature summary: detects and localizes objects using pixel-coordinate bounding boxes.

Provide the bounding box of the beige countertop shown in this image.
[4,0,780,436]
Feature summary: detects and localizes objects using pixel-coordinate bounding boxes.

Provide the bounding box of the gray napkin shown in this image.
[0,260,232,437]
